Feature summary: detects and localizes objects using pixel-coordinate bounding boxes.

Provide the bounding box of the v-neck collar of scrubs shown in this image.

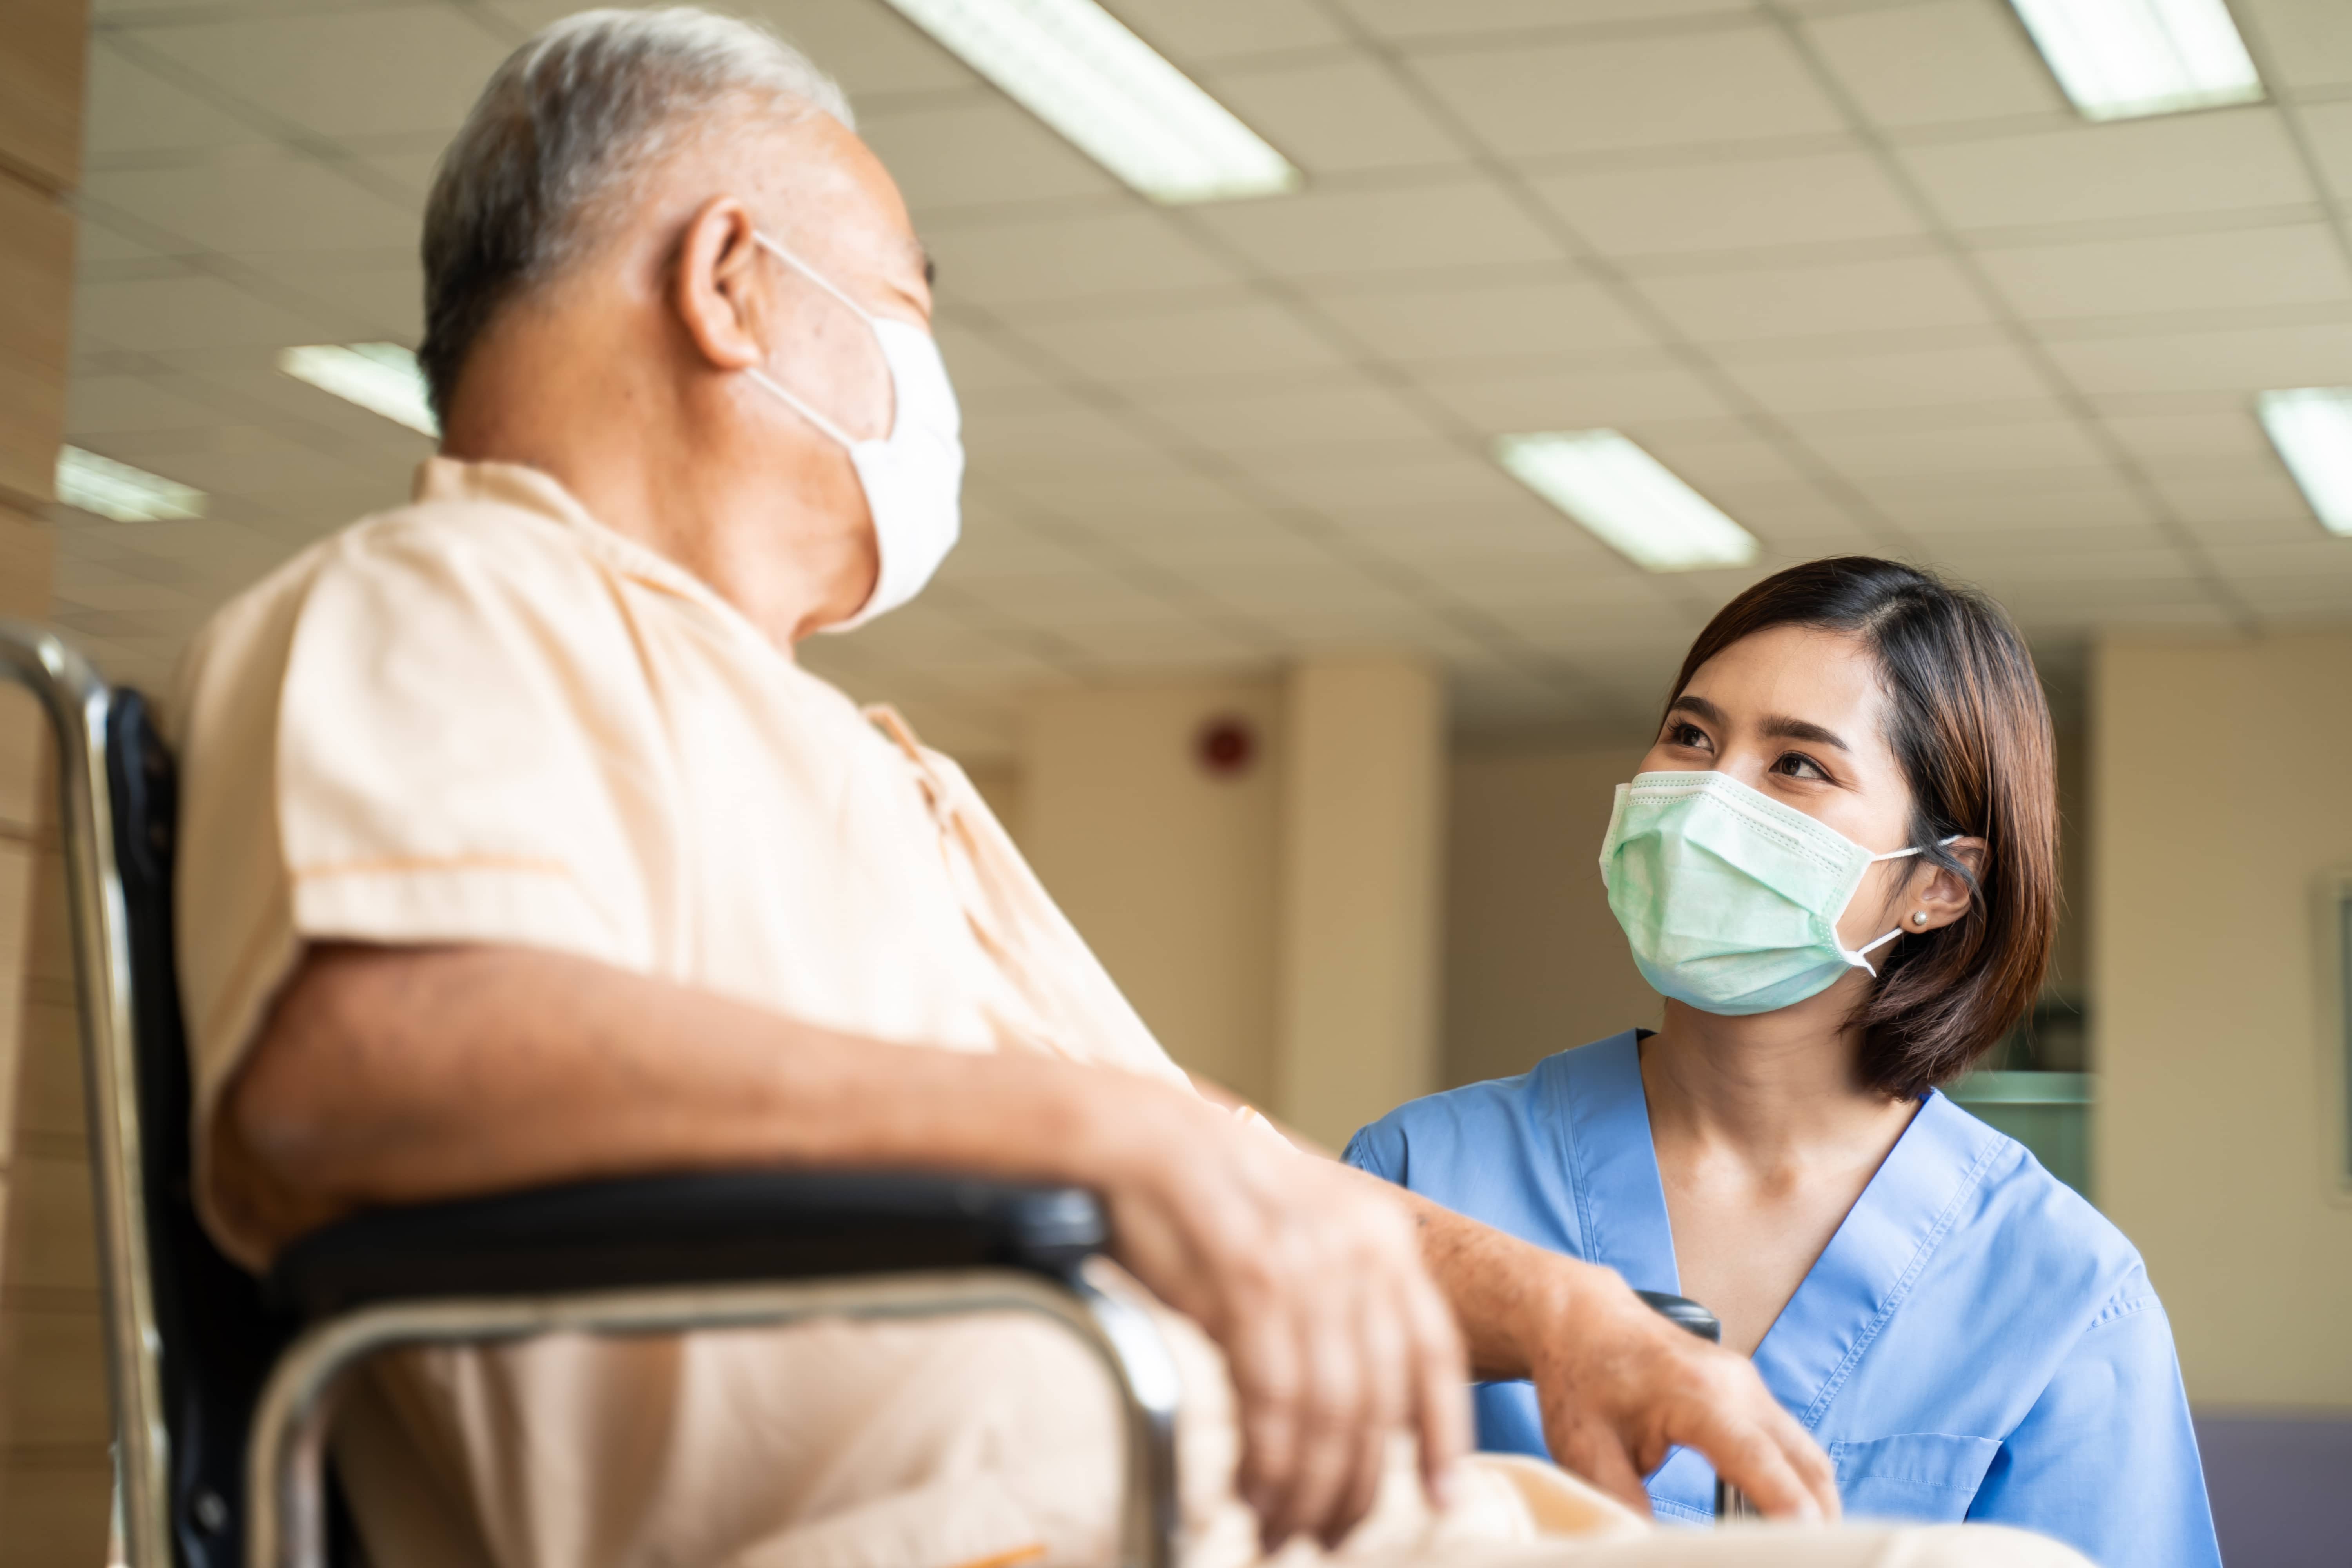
[1576,1031,2004,1432]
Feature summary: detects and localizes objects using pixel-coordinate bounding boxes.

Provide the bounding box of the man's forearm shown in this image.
[1361,1173,1597,1383]
[223,942,1170,1252]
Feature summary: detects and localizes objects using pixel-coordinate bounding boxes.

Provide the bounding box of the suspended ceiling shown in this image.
[58,0,2352,758]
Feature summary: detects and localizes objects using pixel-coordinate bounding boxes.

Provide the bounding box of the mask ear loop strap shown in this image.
[747,230,893,449]
[1850,835,1966,976]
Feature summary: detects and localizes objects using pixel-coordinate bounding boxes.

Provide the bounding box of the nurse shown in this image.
[1347,557,2219,1567]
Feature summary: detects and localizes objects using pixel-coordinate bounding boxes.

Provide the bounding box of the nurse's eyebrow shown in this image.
[1761,714,1851,753]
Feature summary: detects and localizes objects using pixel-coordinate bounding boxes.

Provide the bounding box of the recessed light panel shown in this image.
[55,446,205,523]
[1497,431,1760,573]
[880,0,1299,204]
[2259,387,2352,537]
[279,343,440,436]
[2010,0,2263,121]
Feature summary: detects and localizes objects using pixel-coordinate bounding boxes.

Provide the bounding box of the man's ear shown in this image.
[1910,836,1987,933]
[673,196,767,372]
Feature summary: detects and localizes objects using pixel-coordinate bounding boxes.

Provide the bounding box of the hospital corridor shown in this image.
[0,1,2348,1566]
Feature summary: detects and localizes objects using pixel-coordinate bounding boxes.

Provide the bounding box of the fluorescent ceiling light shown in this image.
[279,343,439,436]
[2259,387,2352,537]
[55,446,204,523]
[2009,0,2263,120]
[880,0,1299,204]
[1497,431,1760,573]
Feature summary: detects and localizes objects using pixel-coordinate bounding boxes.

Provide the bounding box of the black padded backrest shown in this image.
[107,692,296,1568]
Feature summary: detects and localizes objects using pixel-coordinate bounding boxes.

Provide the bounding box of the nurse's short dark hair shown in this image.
[1666,557,2059,1099]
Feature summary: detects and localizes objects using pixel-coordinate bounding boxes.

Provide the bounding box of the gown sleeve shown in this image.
[1966,1286,2221,1568]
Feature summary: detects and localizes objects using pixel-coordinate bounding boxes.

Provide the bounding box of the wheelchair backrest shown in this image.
[97,690,294,1568]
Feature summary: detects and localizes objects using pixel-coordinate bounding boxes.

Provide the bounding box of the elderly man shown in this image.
[171,10,2083,1567]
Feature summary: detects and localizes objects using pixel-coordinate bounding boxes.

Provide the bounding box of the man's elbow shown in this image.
[226,948,396,1194]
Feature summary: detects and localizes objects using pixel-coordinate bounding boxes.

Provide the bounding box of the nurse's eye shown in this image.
[1774,751,1830,781]
[1664,720,1711,751]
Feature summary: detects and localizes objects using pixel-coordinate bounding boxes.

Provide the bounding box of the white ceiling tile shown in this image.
[66,374,229,436]
[1791,412,2111,476]
[931,321,1051,394]
[1421,358,1734,432]
[475,0,978,96]
[1114,519,1341,574]
[925,211,1241,309]
[2042,320,2352,397]
[70,274,326,354]
[2143,457,2319,529]
[1336,0,1755,40]
[961,392,1163,466]
[1012,299,1346,385]
[1532,149,1928,258]
[1315,276,1657,365]
[1189,179,1564,280]
[82,152,418,256]
[1410,25,1844,161]
[73,216,167,265]
[1205,57,1466,176]
[1898,108,2315,232]
[2097,408,2275,468]
[138,9,513,140]
[1253,449,1549,518]
[1139,379,1445,454]
[991,457,1250,523]
[1976,223,2352,319]
[2298,102,2352,200]
[1104,0,1345,62]
[860,98,1122,212]
[1717,340,2051,415]
[2234,0,2352,94]
[83,40,271,157]
[240,252,426,341]
[1635,254,1994,343]
[1802,0,2068,129]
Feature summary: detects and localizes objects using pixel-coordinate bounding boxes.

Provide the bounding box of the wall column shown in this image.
[1272,656,1445,1150]
[0,0,91,1557]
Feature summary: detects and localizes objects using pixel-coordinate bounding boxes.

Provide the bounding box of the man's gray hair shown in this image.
[417,7,852,419]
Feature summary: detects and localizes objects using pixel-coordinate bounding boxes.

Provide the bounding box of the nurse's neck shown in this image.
[1641,989,1922,1356]
[1641,987,1915,1157]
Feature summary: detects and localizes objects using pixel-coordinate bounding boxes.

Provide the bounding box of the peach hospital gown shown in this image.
[169,459,2079,1568]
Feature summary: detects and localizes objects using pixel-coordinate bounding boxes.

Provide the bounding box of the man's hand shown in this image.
[1390,1183,1839,1524]
[1518,1255,1838,1521]
[1081,1086,1470,1554]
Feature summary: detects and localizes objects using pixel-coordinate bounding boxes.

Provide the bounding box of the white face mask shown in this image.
[744,232,964,630]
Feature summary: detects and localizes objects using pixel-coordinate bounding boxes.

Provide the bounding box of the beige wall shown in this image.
[1442,744,1659,1091]
[0,0,92,1554]
[1016,657,1446,1142]
[2092,632,2352,1409]
[1273,657,1445,1149]
[1020,676,1287,1107]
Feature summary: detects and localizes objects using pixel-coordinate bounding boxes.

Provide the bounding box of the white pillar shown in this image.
[1273,656,1446,1149]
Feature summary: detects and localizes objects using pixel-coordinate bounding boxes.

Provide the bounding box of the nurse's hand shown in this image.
[1084,1082,1472,1555]
[1526,1263,1841,1523]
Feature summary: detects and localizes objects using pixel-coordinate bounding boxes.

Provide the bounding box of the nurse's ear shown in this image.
[673,196,770,373]
[1904,837,1987,935]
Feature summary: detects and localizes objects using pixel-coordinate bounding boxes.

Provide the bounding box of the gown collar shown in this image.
[1572,1032,2006,1430]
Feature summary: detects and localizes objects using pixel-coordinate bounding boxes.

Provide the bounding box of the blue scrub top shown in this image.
[1344,1032,2219,1568]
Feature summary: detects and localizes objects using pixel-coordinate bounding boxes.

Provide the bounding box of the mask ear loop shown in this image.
[742,231,885,450]
[1850,835,1966,976]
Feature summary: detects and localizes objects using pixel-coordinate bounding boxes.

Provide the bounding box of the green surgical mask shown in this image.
[1599,770,1926,1017]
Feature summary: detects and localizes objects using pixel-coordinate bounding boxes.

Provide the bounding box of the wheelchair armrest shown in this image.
[265,1171,1107,1320]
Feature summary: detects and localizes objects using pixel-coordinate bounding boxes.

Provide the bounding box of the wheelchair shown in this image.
[0,620,1180,1568]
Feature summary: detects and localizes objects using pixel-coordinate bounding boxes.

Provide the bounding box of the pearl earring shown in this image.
[1911,911,1929,926]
